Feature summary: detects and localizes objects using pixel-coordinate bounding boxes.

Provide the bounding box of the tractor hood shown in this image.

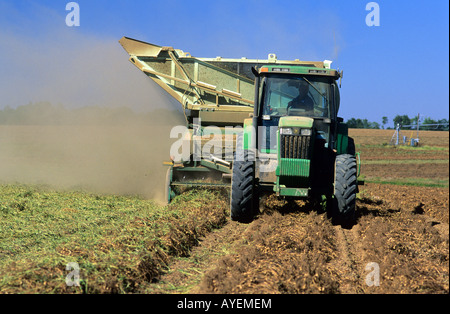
[278,116,314,128]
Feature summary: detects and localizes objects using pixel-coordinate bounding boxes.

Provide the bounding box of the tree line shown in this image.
[346,115,449,131]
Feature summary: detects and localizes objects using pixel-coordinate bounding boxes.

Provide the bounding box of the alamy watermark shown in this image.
[65,2,80,27]
[65,262,80,287]
[365,262,380,287]
[366,2,380,27]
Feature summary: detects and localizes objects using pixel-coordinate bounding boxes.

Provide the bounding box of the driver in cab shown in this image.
[288,81,314,113]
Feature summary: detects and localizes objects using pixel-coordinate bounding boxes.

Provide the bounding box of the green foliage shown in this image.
[382,116,388,129]
[0,184,228,293]
[393,114,412,127]
[421,117,449,131]
[346,114,448,131]
[346,118,380,129]
[393,114,449,131]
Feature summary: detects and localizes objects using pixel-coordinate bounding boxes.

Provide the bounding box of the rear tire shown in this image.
[332,154,357,226]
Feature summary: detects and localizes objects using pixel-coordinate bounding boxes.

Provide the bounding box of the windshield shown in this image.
[261,75,332,118]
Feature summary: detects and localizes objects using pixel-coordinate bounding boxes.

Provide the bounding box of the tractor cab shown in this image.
[255,65,342,155]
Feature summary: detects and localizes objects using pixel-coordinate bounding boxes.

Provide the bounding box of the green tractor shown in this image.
[230,65,359,225]
[119,37,361,226]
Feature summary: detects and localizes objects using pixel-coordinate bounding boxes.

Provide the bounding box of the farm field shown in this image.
[350,129,449,187]
[0,127,448,294]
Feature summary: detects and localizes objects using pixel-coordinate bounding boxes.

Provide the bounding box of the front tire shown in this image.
[230,132,257,223]
[332,154,357,226]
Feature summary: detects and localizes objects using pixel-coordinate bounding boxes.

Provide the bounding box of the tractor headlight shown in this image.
[280,128,293,135]
[300,128,312,136]
[280,128,311,136]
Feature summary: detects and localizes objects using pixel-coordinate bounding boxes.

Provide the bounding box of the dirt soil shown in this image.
[362,163,449,180]
[147,183,448,294]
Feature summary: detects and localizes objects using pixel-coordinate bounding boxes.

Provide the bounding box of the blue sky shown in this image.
[0,0,448,127]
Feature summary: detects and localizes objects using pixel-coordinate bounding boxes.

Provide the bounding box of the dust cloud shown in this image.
[0,107,185,202]
[0,7,185,201]
[0,105,185,201]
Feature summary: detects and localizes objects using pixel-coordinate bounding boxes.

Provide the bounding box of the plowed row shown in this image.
[148,183,448,294]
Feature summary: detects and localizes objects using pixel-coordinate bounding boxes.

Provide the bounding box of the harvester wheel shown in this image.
[332,154,357,226]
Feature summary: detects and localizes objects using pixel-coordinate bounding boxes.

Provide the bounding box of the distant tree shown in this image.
[346,118,380,129]
[438,119,449,131]
[370,121,381,129]
[346,118,355,128]
[390,115,448,131]
[347,118,361,128]
[382,116,388,129]
[410,115,419,126]
[420,117,449,131]
[393,114,411,128]
[437,119,449,131]
[362,119,369,128]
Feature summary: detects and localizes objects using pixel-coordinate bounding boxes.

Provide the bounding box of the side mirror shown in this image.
[337,117,344,123]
